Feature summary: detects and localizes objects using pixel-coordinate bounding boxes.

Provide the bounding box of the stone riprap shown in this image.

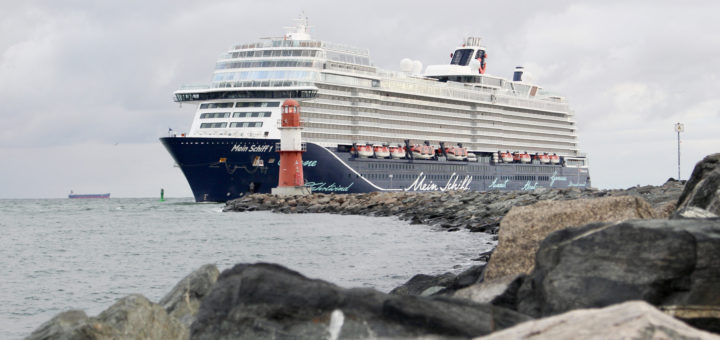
[224,180,685,233]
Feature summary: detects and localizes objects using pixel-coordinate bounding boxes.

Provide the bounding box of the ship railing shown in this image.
[322,67,570,112]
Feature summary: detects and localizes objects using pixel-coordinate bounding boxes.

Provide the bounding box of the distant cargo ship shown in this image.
[68,191,110,199]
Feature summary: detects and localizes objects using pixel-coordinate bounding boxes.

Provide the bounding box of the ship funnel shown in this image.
[513,66,524,82]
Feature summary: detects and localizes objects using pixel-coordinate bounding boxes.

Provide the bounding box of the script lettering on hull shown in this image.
[404,172,472,192]
[549,170,567,187]
[305,182,354,192]
[521,181,541,191]
[488,178,509,188]
[230,144,274,153]
[302,160,317,167]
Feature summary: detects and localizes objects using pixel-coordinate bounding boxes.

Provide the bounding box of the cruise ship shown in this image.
[161,16,590,202]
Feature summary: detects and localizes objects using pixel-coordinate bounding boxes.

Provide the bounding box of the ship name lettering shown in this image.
[231,144,274,153]
[405,172,472,192]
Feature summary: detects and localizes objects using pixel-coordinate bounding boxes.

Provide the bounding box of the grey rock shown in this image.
[191,262,529,339]
[383,295,531,338]
[88,294,187,339]
[675,153,720,218]
[675,206,719,219]
[159,264,219,327]
[390,272,455,296]
[512,218,720,320]
[678,153,720,215]
[477,300,720,340]
[26,310,89,340]
[29,295,188,340]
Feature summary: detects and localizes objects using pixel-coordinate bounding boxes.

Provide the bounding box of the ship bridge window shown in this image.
[233,111,271,118]
[200,112,231,119]
[199,102,233,109]
[200,122,228,129]
[451,49,474,66]
[235,101,280,108]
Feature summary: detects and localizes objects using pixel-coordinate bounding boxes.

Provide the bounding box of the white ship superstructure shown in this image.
[175,16,585,164]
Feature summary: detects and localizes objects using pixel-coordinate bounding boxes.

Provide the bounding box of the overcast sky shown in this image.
[1,0,718,198]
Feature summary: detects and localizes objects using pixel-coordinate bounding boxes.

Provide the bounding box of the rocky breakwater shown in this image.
[224,180,684,233]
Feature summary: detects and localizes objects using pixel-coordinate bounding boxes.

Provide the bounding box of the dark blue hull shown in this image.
[161,137,591,202]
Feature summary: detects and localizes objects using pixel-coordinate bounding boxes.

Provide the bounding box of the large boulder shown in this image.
[27,294,188,340]
[159,264,219,327]
[26,310,89,340]
[674,153,720,218]
[476,300,720,340]
[191,263,530,339]
[509,218,720,321]
[483,196,656,282]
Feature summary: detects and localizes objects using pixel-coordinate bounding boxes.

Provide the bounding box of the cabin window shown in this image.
[200,122,228,129]
[200,112,230,119]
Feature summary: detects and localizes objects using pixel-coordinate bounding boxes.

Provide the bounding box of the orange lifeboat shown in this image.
[538,153,550,164]
[389,145,405,159]
[520,152,531,164]
[411,144,435,160]
[446,146,468,161]
[374,145,390,158]
[500,151,513,163]
[357,144,374,158]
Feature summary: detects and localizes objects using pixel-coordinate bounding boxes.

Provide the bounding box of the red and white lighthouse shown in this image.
[271,99,312,196]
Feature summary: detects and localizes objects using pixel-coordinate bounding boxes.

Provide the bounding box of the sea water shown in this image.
[0,198,494,339]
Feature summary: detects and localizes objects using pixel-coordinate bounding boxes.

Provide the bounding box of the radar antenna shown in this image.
[285,12,312,40]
